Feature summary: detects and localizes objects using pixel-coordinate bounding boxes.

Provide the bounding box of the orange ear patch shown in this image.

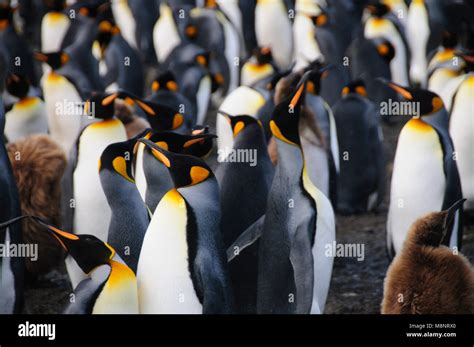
[190,166,210,185]
[172,114,184,129]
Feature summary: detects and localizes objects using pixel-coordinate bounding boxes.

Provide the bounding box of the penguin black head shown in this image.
[409,199,466,248]
[119,91,185,131]
[304,62,331,95]
[151,71,179,93]
[138,138,213,188]
[34,218,114,274]
[34,51,70,70]
[270,71,310,146]
[96,19,120,55]
[253,46,273,65]
[310,10,329,27]
[441,31,458,49]
[265,64,295,91]
[146,130,216,157]
[43,0,66,12]
[0,3,13,24]
[341,80,368,98]
[6,73,30,99]
[70,1,110,19]
[378,78,445,116]
[218,111,263,138]
[366,3,390,18]
[85,92,118,120]
[99,139,135,183]
[372,38,395,63]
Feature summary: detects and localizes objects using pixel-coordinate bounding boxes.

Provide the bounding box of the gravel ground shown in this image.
[22,109,474,314]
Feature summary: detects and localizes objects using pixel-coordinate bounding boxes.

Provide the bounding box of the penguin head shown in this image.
[378,78,445,116]
[304,61,331,95]
[146,130,216,157]
[408,199,466,248]
[341,80,368,98]
[372,38,395,63]
[218,111,263,138]
[118,91,185,132]
[84,92,118,120]
[265,65,295,91]
[151,71,179,93]
[96,20,120,55]
[310,10,329,27]
[138,138,213,188]
[34,51,70,70]
[270,72,310,146]
[366,3,390,18]
[253,46,273,65]
[441,31,458,49]
[6,73,30,99]
[99,139,135,183]
[0,3,13,29]
[43,0,66,12]
[70,1,110,19]
[37,219,115,274]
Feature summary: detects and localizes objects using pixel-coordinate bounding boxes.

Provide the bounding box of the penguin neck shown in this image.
[232,124,266,151]
[101,170,142,210]
[275,139,305,184]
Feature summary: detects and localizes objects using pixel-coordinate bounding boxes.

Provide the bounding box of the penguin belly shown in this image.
[41,12,70,53]
[255,1,293,70]
[449,76,474,209]
[73,120,127,243]
[240,63,274,87]
[0,231,16,314]
[440,74,467,111]
[42,73,82,157]
[302,168,336,314]
[137,189,202,314]
[153,4,180,63]
[92,260,139,314]
[5,97,48,142]
[388,121,446,254]
[293,13,323,70]
[301,131,330,198]
[112,0,138,49]
[407,2,429,87]
[134,143,147,203]
[428,69,460,100]
[196,75,212,125]
[218,11,240,93]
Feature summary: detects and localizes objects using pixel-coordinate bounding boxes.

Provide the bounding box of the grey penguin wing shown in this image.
[226,214,265,262]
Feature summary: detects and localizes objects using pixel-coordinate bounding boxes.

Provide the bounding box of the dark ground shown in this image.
[22,106,474,314]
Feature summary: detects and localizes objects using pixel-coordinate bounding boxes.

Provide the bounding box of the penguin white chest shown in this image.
[196,75,211,125]
[73,120,127,242]
[388,120,446,253]
[137,189,202,314]
[5,97,48,142]
[41,12,70,53]
[255,1,293,69]
[42,73,83,157]
[449,75,474,208]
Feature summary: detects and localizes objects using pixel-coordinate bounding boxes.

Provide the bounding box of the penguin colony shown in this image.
[0,0,472,314]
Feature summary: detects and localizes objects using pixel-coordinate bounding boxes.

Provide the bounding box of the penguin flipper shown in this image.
[226,215,265,262]
[289,223,314,314]
[63,265,110,314]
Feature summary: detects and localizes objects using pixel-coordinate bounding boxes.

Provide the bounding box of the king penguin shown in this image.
[65,92,127,288]
[134,129,216,215]
[40,0,69,53]
[449,54,474,210]
[0,215,138,314]
[0,99,24,314]
[136,139,234,314]
[240,46,276,87]
[257,72,335,314]
[153,2,182,64]
[384,80,464,258]
[99,135,149,273]
[255,0,293,70]
[215,112,274,314]
[4,73,48,142]
[382,199,474,314]
[333,80,384,214]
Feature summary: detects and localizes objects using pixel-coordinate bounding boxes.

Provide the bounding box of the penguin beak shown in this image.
[119,91,156,116]
[443,198,466,232]
[34,52,48,63]
[102,93,118,106]
[183,134,217,148]
[289,71,311,109]
[138,138,171,167]
[33,218,79,251]
[377,78,413,100]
